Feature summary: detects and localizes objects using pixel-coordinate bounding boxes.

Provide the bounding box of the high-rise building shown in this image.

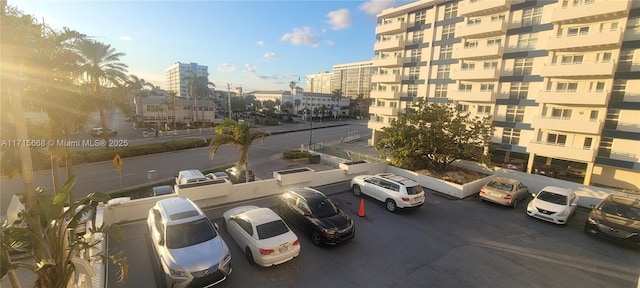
[165,62,209,98]
[370,0,640,192]
[305,71,333,93]
[331,60,374,99]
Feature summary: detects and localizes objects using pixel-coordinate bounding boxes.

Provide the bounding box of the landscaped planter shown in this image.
[339,160,370,175]
[273,167,315,185]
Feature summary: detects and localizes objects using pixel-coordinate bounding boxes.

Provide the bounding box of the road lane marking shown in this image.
[100,173,135,181]
[88,169,116,175]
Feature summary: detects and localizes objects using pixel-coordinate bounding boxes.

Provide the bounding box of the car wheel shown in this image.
[310,229,323,246]
[352,185,361,196]
[385,199,397,213]
[512,198,519,209]
[245,247,255,265]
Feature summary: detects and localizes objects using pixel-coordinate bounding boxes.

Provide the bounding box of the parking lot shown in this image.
[108,182,640,288]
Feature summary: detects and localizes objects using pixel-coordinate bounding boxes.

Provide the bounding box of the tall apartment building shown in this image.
[165,62,209,98]
[331,60,375,99]
[370,0,640,191]
[306,71,333,93]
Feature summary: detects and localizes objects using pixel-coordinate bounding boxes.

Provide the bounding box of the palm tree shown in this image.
[289,80,297,91]
[166,91,178,129]
[331,88,344,119]
[209,119,270,183]
[183,70,214,126]
[74,39,129,148]
[128,74,154,124]
[294,99,301,114]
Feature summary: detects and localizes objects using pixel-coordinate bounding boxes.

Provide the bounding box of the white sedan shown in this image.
[222,206,300,267]
[527,186,579,225]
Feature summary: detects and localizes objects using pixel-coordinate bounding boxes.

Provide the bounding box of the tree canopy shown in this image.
[375,101,492,173]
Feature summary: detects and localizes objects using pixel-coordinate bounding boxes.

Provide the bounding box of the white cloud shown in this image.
[243,64,256,73]
[326,8,352,30]
[262,52,279,61]
[359,0,397,16]
[281,26,319,47]
[119,35,133,41]
[257,40,265,47]
[325,40,334,47]
[217,63,238,72]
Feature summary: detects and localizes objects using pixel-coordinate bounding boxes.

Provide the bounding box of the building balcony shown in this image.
[447,90,497,102]
[453,44,504,60]
[375,21,407,35]
[536,90,610,106]
[370,90,402,99]
[540,61,617,78]
[532,117,604,135]
[374,38,405,52]
[550,0,631,24]
[369,106,399,116]
[372,56,403,67]
[371,73,402,83]
[546,29,623,51]
[456,20,507,39]
[368,120,389,131]
[450,68,499,80]
[458,0,514,17]
[528,141,597,162]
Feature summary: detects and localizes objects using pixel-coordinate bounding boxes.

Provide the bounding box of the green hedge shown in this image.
[283,150,309,159]
[74,138,209,164]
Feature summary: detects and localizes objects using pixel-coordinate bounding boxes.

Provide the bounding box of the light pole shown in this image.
[227,83,232,119]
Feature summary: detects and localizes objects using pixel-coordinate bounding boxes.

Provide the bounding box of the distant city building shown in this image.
[305,71,333,93]
[165,62,209,99]
[252,86,350,117]
[331,61,374,99]
[134,96,218,127]
[370,0,640,192]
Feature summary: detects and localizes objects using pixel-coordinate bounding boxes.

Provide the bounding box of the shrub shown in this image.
[283,150,309,159]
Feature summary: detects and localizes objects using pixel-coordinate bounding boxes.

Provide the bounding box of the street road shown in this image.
[0,122,371,216]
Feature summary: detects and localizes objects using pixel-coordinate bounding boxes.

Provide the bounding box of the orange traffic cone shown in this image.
[358,198,365,217]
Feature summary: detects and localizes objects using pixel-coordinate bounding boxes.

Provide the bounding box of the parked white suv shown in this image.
[350,173,426,212]
[147,197,232,288]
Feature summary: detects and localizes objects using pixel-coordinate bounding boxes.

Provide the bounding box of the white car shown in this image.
[223,206,300,267]
[350,173,425,212]
[527,186,578,225]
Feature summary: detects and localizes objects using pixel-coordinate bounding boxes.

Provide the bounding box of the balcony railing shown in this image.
[456,20,507,38]
[536,90,610,105]
[547,29,623,51]
[372,56,403,67]
[453,44,504,60]
[371,73,402,83]
[528,141,597,162]
[458,0,515,17]
[540,61,616,77]
[370,90,402,99]
[531,117,604,134]
[447,90,497,102]
[550,0,631,24]
[375,21,407,34]
[374,38,405,51]
[450,68,499,80]
[369,106,399,116]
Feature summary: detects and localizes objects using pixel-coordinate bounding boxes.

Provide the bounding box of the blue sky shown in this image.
[13,0,411,92]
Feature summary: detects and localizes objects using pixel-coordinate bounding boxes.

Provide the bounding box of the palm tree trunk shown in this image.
[50,155,60,193]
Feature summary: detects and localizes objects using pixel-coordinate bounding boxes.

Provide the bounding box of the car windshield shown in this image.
[599,202,640,221]
[309,198,339,218]
[406,185,424,195]
[256,220,290,240]
[536,191,567,205]
[487,181,513,192]
[166,218,217,249]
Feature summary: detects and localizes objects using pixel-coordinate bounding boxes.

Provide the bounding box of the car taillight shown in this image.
[402,197,410,202]
[293,239,300,246]
[504,194,512,200]
[480,188,486,194]
[259,248,275,255]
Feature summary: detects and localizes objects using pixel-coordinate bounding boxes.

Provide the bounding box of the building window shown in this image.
[510,82,529,99]
[410,48,422,62]
[522,6,542,27]
[477,105,492,115]
[413,30,424,44]
[550,81,578,92]
[439,44,453,60]
[459,83,472,92]
[461,62,475,70]
[491,14,505,22]
[415,11,426,26]
[546,133,567,146]
[467,18,481,26]
[551,108,572,119]
[434,84,448,98]
[517,32,538,50]
[589,110,599,121]
[407,84,418,97]
[464,41,479,49]
[584,137,593,149]
[441,24,455,40]
[457,104,469,113]
[566,26,589,36]
[480,83,494,92]
[437,65,450,79]
[501,128,520,145]
[505,105,525,122]
[513,58,533,76]
[598,137,613,157]
[483,61,498,70]
[409,67,420,80]
[443,3,458,20]
[618,49,633,72]
[486,38,501,46]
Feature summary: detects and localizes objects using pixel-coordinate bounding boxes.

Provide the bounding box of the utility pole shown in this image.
[227,83,232,119]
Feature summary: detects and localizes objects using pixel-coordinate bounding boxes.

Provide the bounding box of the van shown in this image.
[175,169,208,185]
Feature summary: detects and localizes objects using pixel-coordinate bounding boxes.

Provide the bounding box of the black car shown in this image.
[278,188,355,246]
[584,194,640,247]
[533,164,561,178]
[225,167,255,183]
